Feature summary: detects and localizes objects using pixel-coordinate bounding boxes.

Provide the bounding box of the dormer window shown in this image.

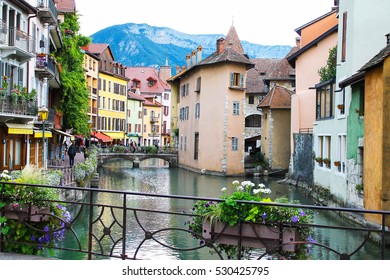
[147,77,156,87]
[131,79,140,88]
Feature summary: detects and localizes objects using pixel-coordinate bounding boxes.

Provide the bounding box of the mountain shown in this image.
[90,23,292,68]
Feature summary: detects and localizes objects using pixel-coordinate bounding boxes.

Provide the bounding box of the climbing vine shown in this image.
[56,12,91,136]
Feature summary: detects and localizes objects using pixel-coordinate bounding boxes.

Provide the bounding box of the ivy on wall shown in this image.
[56,12,91,136]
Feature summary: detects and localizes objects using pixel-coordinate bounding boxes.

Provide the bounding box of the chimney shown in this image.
[386,33,390,46]
[191,50,197,66]
[159,65,172,82]
[186,54,191,69]
[181,66,186,71]
[175,65,180,74]
[295,37,301,48]
[196,45,203,63]
[216,38,225,54]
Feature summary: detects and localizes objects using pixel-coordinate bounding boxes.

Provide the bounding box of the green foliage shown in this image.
[187,180,315,260]
[56,12,91,136]
[0,168,71,255]
[112,145,127,153]
[318,46,337,82]
[145,146,158,154]
[74,148,97,184]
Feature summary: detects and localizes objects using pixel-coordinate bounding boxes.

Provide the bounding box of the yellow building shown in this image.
[168,26,253,176]
[84,44,128,144]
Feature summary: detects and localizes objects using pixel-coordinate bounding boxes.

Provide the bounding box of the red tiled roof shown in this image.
[125,67,170,94]
[258,85,293,109]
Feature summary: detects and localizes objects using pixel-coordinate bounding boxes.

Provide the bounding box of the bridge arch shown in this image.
[97,153,178,168]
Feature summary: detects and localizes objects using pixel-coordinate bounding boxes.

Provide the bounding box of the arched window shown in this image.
[245,115,262,127]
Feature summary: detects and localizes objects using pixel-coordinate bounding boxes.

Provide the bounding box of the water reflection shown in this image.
[55,159,387,260]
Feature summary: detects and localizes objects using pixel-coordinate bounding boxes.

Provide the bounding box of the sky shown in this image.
[76,0,336,46]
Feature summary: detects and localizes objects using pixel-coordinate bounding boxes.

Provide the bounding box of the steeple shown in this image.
[225,25,244,54]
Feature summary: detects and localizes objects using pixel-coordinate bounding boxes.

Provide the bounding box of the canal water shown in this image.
[55,159,388,260]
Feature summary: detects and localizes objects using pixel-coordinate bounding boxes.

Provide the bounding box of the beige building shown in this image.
[168,26,253,176]
[258,86,293,170]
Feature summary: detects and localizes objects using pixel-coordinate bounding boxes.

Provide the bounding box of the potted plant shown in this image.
[187,180,315,260]
[334,161,341,166]
[323,158,331,165]
[0,167,71,255]
[337,104,344,110]
[315,157,323,163]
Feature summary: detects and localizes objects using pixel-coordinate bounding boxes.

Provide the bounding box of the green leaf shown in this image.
[1,225,9,234]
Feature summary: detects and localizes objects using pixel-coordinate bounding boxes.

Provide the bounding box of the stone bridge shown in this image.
[97,152,178,168]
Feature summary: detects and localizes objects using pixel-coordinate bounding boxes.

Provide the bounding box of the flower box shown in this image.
[202,220,300,252]
[334,161,341,166]
[4,203,50,222]
[337,104,344,110]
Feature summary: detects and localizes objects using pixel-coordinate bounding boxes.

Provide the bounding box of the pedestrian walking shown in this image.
[68,142,76,167]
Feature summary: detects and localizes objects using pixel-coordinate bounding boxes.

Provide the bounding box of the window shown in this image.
[195,103,200,119]
[185,83,189,96]
[230,72,244,88]
[337,134,346,173]
[317,135,331,169]
[148,79,155,87]
[195,77,201,93]
[143,108,147,116]
[103,80,106,91]
[316,82,334,120]
[341,11,347,62]
[180,136,183,150]
[232,137,238,151]
[164,106,169,116]
[354,81,365,116]
[194,133,199,160]
[248,95,255,104]
[337,89,345,115]
[245,115,261,127]
[233,101,240,115]
[164,93,169,100]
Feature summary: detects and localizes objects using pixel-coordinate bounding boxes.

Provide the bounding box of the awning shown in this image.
[6,123,34,135]
[104,132,125,140]
[91,131,113,142]
[51,128,73,138]
[128,133,140,137]
[34,130,53,138]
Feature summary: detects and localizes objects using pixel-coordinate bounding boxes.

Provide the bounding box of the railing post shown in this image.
[382,214,386,260]
[88,189,94,260]
[121,194,127,260]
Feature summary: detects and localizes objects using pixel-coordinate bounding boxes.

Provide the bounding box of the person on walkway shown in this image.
[68,142,76,167]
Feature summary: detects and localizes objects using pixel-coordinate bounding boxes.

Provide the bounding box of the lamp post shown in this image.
[38,106,49,169]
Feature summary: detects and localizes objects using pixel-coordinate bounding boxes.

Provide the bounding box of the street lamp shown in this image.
[38,106,49,169]
[87,119,93,148]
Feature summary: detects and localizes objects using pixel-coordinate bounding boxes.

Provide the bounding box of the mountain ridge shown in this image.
[90,23,292,67]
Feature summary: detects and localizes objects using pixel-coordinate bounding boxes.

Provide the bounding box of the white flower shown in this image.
[253,189,261,195]
[232,180,240,185]
[237,186,244,192]
[259,188,272,194]
[258,183,266,189]
[221,187,227,192]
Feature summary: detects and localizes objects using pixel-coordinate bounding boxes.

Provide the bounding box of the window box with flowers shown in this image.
[0,167,71,256]
[187,181,315,260]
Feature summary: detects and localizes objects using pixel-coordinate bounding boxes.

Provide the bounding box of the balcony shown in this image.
[37,0,58,25]
[0,24,35,62]
[0,95,38,122]
[150,117,159,123]
[35,54,61,88]
[49,25,63,50]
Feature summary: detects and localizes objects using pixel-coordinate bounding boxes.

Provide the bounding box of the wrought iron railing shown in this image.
[0,96,38,116]
[0,182,390,260]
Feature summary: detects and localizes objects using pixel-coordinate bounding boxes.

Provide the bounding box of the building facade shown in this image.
[168,26,253,176]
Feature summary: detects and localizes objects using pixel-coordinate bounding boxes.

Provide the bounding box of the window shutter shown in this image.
[230,72,234,86]
[240,74,244,88]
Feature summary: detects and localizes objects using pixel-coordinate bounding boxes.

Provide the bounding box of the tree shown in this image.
[56,12,91,136]
[318,46,337,83]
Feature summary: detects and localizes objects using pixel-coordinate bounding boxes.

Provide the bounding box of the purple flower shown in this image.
[30,235,36,242]
[262,212,267,219]
[205,203,210,208]
[291,215,299,223]
[299,211,306,216]
[199,240,205,245]
[44,226,49,232]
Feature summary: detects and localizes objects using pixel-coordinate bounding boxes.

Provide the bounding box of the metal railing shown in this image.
[0,96,38,116]
[1,182,390,260]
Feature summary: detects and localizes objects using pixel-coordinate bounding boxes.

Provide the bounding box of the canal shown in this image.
[55,158,388,260]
